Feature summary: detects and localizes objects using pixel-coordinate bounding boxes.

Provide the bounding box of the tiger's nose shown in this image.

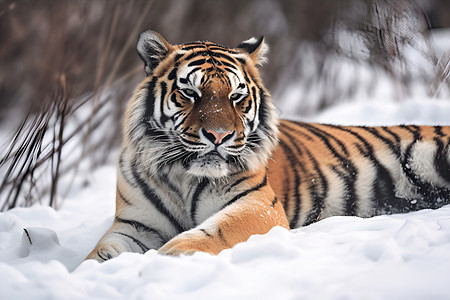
[201,128,234,145]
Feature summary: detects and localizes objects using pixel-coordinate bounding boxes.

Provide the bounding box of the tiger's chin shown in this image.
[186,160,230,178]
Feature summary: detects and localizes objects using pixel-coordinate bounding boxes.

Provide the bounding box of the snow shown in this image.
[1,97,450,300]
[307,98,450,126]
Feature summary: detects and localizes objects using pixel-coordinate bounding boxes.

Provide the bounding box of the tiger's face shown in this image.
[126,31,279,178]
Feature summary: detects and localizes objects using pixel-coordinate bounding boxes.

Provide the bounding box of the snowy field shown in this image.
[1,97,450,300]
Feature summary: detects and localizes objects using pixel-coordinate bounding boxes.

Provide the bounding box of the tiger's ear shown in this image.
[237,36,269,65]
[137,30,173,75]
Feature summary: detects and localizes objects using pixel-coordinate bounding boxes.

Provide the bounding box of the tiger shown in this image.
[86,30,450,262]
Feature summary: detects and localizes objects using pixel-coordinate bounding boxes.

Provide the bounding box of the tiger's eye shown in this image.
[183,89,196,97]
[181,89,199,100]
[230,93,241,101]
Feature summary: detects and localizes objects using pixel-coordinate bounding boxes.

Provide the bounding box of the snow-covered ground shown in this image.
[1,97,450,300]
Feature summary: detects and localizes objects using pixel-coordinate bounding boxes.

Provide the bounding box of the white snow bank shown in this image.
[1,98,450,300]
[307,98,450,126]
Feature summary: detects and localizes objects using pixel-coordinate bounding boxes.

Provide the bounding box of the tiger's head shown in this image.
[125,30,279,179]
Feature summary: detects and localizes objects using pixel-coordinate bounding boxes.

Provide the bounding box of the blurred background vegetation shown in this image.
[0,0,449,210]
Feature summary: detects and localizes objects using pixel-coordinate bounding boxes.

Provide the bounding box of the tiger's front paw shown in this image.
[158,230,221,256]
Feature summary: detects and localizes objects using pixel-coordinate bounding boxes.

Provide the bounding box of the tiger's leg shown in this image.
[85,221,155,261]
[85,188,170,262]
[158,184,289,256]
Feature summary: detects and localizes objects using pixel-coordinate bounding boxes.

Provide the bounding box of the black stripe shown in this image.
[181,41,205,47]
[170,93,183,108]
[145,125,171,143]
[301,148,329,224]
[222,175,268,209]
[200,228,212,237]
[434,126,445,137]
[200,73,207,85]
[250,87,258,129]
[360,126,400,158]
[434,137,450,183]
[258,87,272,133]
[241,63,250,83]
[115,217,166,242]
[282,192,289,214]
[113,232,149,253]
[277,139,302,228]
[173,53,184,63]
[159,81,168,125]
[117,189,132,206]
[224,67,240,81]
[186,67,201,81]
[301,123,349,156]
[241,99,252,113]
[190,178,210,226]
[128,111,147,144]
[228,170,247,177]
[400,126,424,197]
[118,152,138,188]
[207,46,238,54]
[143,80,172,142]
[182,45,206,51]
[382,126,401,144]
[303,160,328,223]
[207,51,238,65]
[246,131,264,154]
[97,250,111,261]
[184,51,207,61]
[280,121,314,141]
[217,228,229,246]
[131,164,185,233]
[234,135,245,143]
[174,112,191,131]
[188,59,207,67]
[400,124,422,138]
[158,172,184,202]
[168,68,178,80]
[270,196,278,208]
[145,77,157,120]
[170,81,178,93]
[221,73,232,88]
[236,57,246,65]
[304,147,328,203]
[225,175,255,193]
[221,60,238,69]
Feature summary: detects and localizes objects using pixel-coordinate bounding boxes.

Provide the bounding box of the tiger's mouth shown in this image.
[199,151,224,160]
[178,129,247,178]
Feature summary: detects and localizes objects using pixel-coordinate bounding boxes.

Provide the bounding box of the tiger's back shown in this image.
[270,120,450,228]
